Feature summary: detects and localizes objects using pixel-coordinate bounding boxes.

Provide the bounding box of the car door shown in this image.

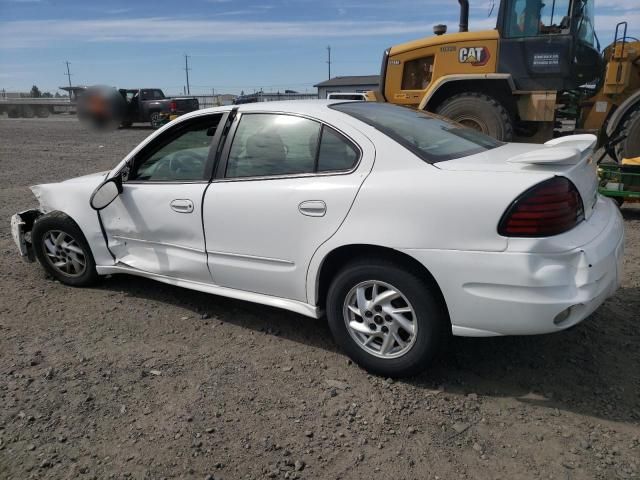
[99,112,226,283]
[202,111,375,302]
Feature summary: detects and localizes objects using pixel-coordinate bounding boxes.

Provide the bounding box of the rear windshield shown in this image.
[330,102,502,163]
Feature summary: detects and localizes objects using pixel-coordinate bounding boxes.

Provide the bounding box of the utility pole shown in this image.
[64,61,73,100]
[326,46,332,80]
[184,54,191,95]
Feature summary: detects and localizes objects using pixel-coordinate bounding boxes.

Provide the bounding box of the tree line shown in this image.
[20,85,66,98]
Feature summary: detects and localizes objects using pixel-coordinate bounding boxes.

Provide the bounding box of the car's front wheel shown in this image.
[326,259,448,378]
[32,212,98,287]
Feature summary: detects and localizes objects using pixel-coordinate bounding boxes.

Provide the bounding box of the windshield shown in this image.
[576,0,597,48]
[331,103,502,163]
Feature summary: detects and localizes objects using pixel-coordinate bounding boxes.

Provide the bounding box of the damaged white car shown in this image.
[12,101,624,377]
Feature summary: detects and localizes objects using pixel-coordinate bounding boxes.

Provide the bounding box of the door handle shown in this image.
[170,199,194,214]
[299,200,326,217]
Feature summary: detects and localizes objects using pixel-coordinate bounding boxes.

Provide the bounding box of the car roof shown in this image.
[184,99,360,118]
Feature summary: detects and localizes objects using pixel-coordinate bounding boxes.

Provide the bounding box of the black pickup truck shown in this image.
[118,89,199,128]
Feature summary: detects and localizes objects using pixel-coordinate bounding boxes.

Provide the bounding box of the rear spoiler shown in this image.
[507,134,597,166]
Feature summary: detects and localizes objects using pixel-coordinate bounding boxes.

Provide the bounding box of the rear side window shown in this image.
[225,113,359,178]
[140,89,164,101]
[331,102,501,163]
[226,114,320,178]
[317,127,358,172]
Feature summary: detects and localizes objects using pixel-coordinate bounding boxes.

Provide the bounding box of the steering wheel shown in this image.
[169,150,203,175]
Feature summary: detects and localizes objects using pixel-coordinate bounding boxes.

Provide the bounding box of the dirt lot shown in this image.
[0,116,639,480]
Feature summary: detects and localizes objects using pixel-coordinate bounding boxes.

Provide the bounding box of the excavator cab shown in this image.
[379,0,640,158]
[497,0,602,90]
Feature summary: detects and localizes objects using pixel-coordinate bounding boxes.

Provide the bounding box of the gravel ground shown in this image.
[0,116,639,480]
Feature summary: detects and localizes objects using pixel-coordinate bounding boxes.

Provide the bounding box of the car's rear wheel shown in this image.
[326,259,448,378]
[32,212,98,287]
[150,112,163,129]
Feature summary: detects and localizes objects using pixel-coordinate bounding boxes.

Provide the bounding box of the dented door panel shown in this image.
[99,183,211,283]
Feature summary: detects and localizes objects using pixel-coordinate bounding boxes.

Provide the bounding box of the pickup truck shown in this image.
[118,89,199,128]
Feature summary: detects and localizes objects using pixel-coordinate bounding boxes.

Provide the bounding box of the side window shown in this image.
[130,116,221,182]
[539,0,570,34]
[317,127,359,172]
[226,114,321,178]
[401,56,434,90]
[140,89,164,101]
[506,0,570,38]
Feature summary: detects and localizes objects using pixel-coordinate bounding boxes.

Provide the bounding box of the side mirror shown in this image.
[90,177,122,210]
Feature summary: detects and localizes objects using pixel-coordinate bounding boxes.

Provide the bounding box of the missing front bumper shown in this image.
[11,209,41,262]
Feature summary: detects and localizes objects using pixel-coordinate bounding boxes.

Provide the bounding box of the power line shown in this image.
[64,61,72,100]
[184,54,191,95]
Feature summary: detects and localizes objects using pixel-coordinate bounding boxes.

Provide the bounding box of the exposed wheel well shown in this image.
[426,79,517,120]
[316,244,450,321]
[34,210,81,232]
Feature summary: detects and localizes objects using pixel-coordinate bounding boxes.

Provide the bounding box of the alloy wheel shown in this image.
[343,280,418,359]
[41,230,87,277]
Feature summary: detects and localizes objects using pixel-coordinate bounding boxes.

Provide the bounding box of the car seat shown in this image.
[242,130,287,176]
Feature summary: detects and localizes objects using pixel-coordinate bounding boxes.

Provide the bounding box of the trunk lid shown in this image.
[435,134,599,219]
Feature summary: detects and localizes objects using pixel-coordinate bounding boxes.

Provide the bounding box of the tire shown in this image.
[436,92,514,142]
[614,108,640,162]
[36,106,50,118]
[21,105,35,119]
[326,258,449,378]
[32,212,98,287]
[150,112,162,129]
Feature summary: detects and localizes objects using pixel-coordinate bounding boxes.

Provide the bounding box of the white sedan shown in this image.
[11,101,624,377]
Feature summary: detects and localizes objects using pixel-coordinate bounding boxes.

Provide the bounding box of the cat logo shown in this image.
[458,47,490,66]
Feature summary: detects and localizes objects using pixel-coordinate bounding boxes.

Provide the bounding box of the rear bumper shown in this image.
[402,196,624,336]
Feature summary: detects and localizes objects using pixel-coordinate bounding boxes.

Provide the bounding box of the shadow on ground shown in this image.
[621,205,640,221]
[98,274,640,425]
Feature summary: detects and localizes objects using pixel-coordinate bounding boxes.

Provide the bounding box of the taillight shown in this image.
[169,101,177,112]
[498,177,584,237]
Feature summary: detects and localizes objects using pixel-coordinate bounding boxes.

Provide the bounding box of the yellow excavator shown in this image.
[375,0,640,162]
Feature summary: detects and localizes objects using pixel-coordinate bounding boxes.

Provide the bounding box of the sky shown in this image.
[0,0,638,96]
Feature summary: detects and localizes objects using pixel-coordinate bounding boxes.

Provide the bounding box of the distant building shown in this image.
[0,90,24,99]
[314,75,379,99]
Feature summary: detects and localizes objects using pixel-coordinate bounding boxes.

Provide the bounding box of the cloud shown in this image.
[0,7,636,50]
[105,8,133,15]
[0,17,456,48]
[591,0,637,11]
